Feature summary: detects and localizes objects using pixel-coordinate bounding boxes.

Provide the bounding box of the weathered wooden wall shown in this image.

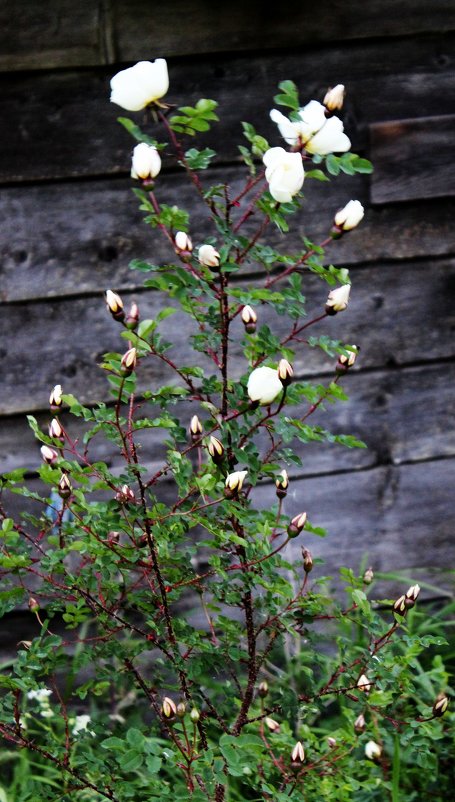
[1,1,454,619]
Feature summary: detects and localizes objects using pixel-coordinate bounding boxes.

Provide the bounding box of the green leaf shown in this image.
[117,117,158,147]
[273,80,300,111]
[184,147,216,170]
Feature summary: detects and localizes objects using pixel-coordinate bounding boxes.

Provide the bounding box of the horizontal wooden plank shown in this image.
[0,1,105,71]
[2,170,455,303]
[370,115,455,204]
[1,257,454,417]
[1,362,454,478]
[0,35,454,182]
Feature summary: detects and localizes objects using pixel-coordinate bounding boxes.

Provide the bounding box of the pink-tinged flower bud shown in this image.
[432,693,449,717]
[333,200,364,234]
[247,366,283,406]
[189,415,203,439]
[302,547,313,573]
[365,740,382,761]
[105,289,125,322]
[336,346,358,374]
[125,302,140,331]
[357,674,372,693]
[49,418,64,441]
[49,384,62,412]
[120,347,137,376]
[275,469,289,499]
[265,716,280,733]
[363,566,374,585]
[162,697,177,719]
[131,143,161,180]
[354,713,366,732]
[207,435,224,464]
[241,305,258,334]
[40,445,58,465]
[224,470,248,498]
[405,583,420,602]
[323,84,345,111]
[58,473,72,500]
[176,702,186,718]
[288,512,307,538]
[277,358,294,386]
[115,484,136,504]
[28,597,40,613]
[327,736,337,748]
[174,231,193,258]
[291,741,305,763]
[258,680,269,698]
[198,244,220,268]
[190,707,200,723]
[393,594,407,616]
[325,284,351,315]
[107,530,120,544]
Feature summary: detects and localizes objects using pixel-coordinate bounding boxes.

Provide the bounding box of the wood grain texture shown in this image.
[1,362,454,477]
[1,257,454,417]
[370,115,455,204]
[0,34,454,182]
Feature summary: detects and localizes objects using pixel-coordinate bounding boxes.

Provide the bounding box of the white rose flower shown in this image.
[72,714,94,736]
[263,147,304,203]
[325,284,351,315]
[110,59,169,111]
[334,200,364,231]
[198,244,220,267]
[247,366,283,405]
[365,740,382,761]
[270,100,350,155]
[27,688,52,702]
[131,143,161,180]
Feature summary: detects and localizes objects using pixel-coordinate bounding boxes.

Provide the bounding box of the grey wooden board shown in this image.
[2,458,454,598]
[0,34,455,182]
[1,362,454,479]
[370,115,455,204]
[1,257,454,417]
[2,171,455,303]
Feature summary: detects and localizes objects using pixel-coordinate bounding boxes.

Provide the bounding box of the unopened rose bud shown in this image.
[432,693,449,717]
[258,681,269,698]
[207,435,224,464]
[58,473,72,499]
[332,200,364,237]
[189,415,203,439]
[327,736,337,748]
[323,84,345,111]
[291,741,305,763]
[241,305,258,333]
[363,567,374,585]
[288,512,307,538]
[405,583,420,602]
[174,231,193,257]
[107,530,120,544]
[198,244,220,268]
[336,346,358,374]
[277,358,293,387]
[302,547,313,573]
[125,302,140,331]
[131,143,161,180]
[49,418,64,441]
[162,697,177,719]
[176,702,186,718]
[40,445,58,465]
[354,713,366,732]
[357,674,372,693]
[115,484,135,504]
[247,366,283,406]
[265,717,280,733]
[190,707,200,723]
[325,284,351,315]
[17,640,32,650]
[393,594,407,616]
[28,597,40,613]
[275,469,289,499]
[105,289,125,322]
[120,347,137,376]
[49,384,62,412]
[225,470,248,498]
[365,740,382,761]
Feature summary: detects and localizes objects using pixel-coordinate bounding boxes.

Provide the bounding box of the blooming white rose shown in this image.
[365,740,382,761]
[198,244,220,267]
[131,143,161,180]
[110,59,169,111]
[247,366,283,405]
[270,100,350,155]
[334,200,364,231]
[263,147,304,203]
[325,284,351,314]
